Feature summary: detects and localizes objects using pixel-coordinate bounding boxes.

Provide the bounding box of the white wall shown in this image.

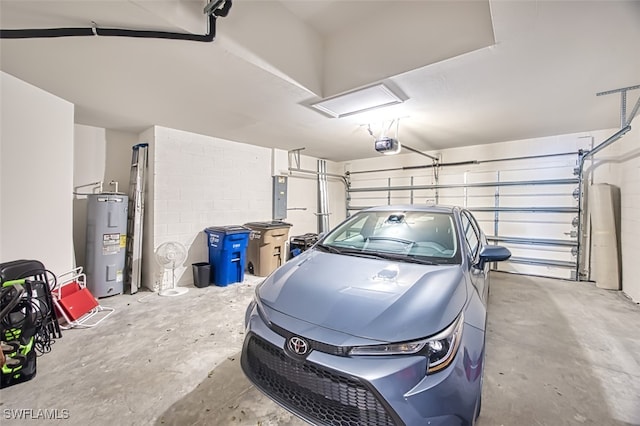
[0,72,75,276]
[73,124,106,267]
[105,129,139,193]
[588,125,640,303]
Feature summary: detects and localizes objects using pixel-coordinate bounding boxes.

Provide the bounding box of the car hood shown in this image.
[258,249,467,342]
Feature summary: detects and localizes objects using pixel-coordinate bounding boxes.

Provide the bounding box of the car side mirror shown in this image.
[477,245,511,268]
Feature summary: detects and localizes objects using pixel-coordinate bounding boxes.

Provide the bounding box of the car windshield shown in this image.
[320,210,460,264]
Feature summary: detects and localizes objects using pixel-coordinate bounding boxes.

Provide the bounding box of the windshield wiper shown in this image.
[316,244,439,265]
[315,243,342,254]
[317,244,388,260]
[368,252,439,265]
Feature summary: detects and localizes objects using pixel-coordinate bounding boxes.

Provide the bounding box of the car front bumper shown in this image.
[240,302,484,426]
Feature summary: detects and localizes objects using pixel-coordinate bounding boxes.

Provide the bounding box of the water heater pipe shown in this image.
[0,1,232,41]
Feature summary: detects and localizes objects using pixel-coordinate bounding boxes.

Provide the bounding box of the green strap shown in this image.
[2,278,26,287]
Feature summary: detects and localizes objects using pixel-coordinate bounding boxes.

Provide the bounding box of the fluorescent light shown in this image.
[310,83,406,118]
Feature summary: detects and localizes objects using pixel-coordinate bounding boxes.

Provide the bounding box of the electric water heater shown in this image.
[85,193,128,297]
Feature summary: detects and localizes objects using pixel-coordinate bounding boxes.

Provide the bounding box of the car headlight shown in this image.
[348,340,427,356]
[348,313,464,374]
[425,313,463,373]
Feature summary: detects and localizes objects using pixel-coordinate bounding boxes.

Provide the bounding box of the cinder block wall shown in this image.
[618,127,640,302]
[150,126,272,288]
[590,125,640,302]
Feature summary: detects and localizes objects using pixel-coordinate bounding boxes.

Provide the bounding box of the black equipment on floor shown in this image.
[0,260,62,388]
[289,233,319,259]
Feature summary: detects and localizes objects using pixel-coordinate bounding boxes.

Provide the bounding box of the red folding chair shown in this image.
[52,268,114,329]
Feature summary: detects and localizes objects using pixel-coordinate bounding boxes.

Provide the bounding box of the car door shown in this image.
[460,210,488,303]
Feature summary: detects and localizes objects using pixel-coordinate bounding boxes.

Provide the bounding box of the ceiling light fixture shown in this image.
[310,83,407,118]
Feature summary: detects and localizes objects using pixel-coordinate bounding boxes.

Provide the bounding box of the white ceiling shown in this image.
[1,1,639,162]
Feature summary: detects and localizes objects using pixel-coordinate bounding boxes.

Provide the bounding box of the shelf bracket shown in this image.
[596,84,640,128]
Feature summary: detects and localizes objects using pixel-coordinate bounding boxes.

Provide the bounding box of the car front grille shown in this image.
[245,335,399,426]
[268,321,350,356]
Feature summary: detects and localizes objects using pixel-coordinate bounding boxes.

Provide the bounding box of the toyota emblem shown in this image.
[288,336,309,356]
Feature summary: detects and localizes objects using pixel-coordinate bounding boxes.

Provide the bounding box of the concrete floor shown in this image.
[1,272,638,425]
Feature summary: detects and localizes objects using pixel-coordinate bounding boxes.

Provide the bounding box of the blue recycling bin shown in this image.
[204,226,251,286]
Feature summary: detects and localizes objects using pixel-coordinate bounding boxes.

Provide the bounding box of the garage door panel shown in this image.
[346,152,581,280]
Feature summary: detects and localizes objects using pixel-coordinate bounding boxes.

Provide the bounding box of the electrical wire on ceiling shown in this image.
[0,0,232,42]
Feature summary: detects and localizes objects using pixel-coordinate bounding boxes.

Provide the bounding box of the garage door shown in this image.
[345,148,592,281]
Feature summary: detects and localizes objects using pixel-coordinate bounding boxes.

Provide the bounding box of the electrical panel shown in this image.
[273,176,287,220]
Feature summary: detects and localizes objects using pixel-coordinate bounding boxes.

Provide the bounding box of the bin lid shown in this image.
[244,221,293,230]
[205,225,251,235]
